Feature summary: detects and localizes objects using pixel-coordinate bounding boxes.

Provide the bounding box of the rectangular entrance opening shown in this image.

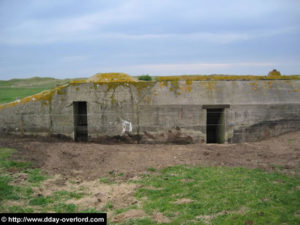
[73,101,88,141]
[206,108,225,143]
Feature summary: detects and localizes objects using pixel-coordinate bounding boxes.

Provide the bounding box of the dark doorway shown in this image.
[206,108,225,143]
[73,101,88,141]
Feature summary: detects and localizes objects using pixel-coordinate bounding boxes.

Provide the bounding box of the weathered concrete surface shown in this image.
[0,79,299,143]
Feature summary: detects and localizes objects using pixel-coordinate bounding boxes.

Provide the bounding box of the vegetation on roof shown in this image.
[68,71,300,85]
[268,69,282,78]
[0,70,299,110]
[156,73,300,82]
[86,73,138,83]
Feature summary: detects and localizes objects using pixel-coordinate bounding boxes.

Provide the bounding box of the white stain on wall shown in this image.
[121,119,132,134]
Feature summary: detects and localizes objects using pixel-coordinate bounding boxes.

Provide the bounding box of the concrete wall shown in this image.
[0,80,299,143]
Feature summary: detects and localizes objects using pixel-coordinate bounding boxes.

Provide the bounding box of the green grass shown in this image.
[1,146,300,223]
[0,77,71,104]
[29,196,53,206]
[0,147,87,213]
[99,170,125,184]
[0,77,67,88]
[114,205,138,215]
[146,167,157,172]
[132,165,300,225]
[80,208,103,213]
[26,169,47,184]
[52,190,84,201]
[0,148,31,169]
[102,201,114,211]
[0,148,31,202]
[122,218,154,225]
[0,87,51,104]
[53,203,77,213]
[28,196,77,212]
[0,148,43,207]
[28,190,84,207]
[0,176,20,202]
[3,206,34,213]
[99,177,114,184]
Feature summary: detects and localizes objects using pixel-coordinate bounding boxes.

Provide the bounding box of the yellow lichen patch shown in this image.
[132,82,155,95]
[287,82,299,93]
[180,85,192,93]
[185,80,193,85]
[169,80,181,95]
[263,81,273,90]
[201,81,217,92]
[249,82,258,91]
[57,89,66,95]
[142,95,153,103]
[78,72,154,97]
[70,79,87,84]
[180,83,192,93]
[267,81,273,89]
[182,80,193,93]
[159,81,168,88]
[87,73,137,83]
[88,81,154,99]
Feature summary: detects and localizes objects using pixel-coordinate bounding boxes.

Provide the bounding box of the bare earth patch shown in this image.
[75,181,138,210]
[174,198,193,204]
[1,131,299,181]
[112,209,147,223]
[196,206,249,224]
[41,177,140,213]
[152,212,170,223]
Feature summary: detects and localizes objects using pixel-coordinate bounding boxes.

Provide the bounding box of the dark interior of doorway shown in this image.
[206,108,225,143]
[73,101,88,141]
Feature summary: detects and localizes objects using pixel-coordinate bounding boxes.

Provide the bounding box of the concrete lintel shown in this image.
[202,104,230,109]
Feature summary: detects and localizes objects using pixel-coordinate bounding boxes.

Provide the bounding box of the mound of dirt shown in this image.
[1,131,299,180]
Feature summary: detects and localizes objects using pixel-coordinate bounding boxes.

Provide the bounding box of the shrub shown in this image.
[138,75,152,81]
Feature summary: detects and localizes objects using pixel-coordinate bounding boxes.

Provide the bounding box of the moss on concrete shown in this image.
[1,71,299,111]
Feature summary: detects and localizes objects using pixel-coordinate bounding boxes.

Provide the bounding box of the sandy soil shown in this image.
[1,131,299,180]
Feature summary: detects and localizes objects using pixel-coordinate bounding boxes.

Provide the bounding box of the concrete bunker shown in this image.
[0,71,299,144]
[73,101,88,141]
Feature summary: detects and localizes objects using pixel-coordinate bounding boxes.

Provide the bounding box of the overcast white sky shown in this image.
[0,0,299,79]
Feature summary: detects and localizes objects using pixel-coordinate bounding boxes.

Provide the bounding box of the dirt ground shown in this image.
[1,131,300,180]
[1,132,299,221]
